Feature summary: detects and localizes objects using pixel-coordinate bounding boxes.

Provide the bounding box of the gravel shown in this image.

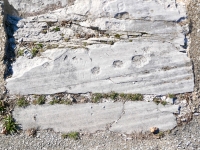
[0,115,200,149]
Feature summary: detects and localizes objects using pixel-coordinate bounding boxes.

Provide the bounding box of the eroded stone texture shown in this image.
[13,102,123,133]
[111,102,178,134]
[13,102,178,133]
[0,2,6,97]
[5,0,75,16]
[6,41,193,95]
[5,0,194,95]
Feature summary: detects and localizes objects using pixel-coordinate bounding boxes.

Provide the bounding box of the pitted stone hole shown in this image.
[113,60,123,68]
[132,55,149,68]
[132,55,144,63]
[114,12,129,19]
[91,67,100,74]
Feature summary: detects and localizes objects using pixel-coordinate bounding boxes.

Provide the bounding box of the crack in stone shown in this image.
[107,101,126,131]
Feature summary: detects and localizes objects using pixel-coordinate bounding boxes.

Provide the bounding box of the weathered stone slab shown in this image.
[5,0,194,95]
[6,40,194,95]
[13,102,123,133]
[8,0,186,21]
[110,102,178,134]
[13,102,178,133]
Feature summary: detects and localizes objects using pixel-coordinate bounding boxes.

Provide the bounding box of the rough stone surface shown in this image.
[4,0,75,17]
[110,102,177,134]
[0,1,6,98]
[13,101,178,133]
[0,0,200,150]
[6,43,194,95]
[4,0,194,95]
[13,102,123,133]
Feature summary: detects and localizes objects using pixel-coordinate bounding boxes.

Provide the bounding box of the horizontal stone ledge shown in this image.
[6,40,194,95]
[13,101,178,134]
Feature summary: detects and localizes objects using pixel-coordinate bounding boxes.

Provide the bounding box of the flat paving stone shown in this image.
[13,101,178,133]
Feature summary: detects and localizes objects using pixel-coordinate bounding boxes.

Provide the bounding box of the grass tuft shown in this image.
[62,132,80,140]
[37,96,45,105]
[161,101,167,106]
[92,93,103,103]
[52,27,60,32]
[32,96,45,105]
[92,92,143,102]
[31,47,39,57]
[49,99,72,105]
[3,115,19,134]
[83,42,87,46]
[114,34,121,39]
[109,92,119,100]
[17,97,29,108]
[168,94,176,99]
[17,49,24,57]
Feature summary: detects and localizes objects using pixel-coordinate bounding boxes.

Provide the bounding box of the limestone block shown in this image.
[13,101,178,133]
[6,40,194,95]
[5,0,194,95]
[13,102,123,133]
[110,102,178,134]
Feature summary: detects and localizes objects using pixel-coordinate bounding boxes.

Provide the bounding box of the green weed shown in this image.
[17,97,29,108]
[33,96,45,105]
[31,47,39,57]
[114,34,121,39]
[168,94,176,99]
[83,42,87,46]
[3,115,18,134]
[17,49,24,57]
[126,93,143,101]
[67,132,80,140]
[161,101,167,106]
[52,27,60,32]
[92,93,103,103]
[109,92,119,100]
[37,96,45,105]
[49,99,72,105]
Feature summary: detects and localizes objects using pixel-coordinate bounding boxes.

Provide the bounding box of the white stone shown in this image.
[13,101,177,133]
[13,102,123,133]
[6,40,194,95]
[5,0,194,95]
[110,102,178,134]
[166,98,174,104]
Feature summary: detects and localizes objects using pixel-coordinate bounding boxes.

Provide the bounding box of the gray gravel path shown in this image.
[0,114,200,150]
